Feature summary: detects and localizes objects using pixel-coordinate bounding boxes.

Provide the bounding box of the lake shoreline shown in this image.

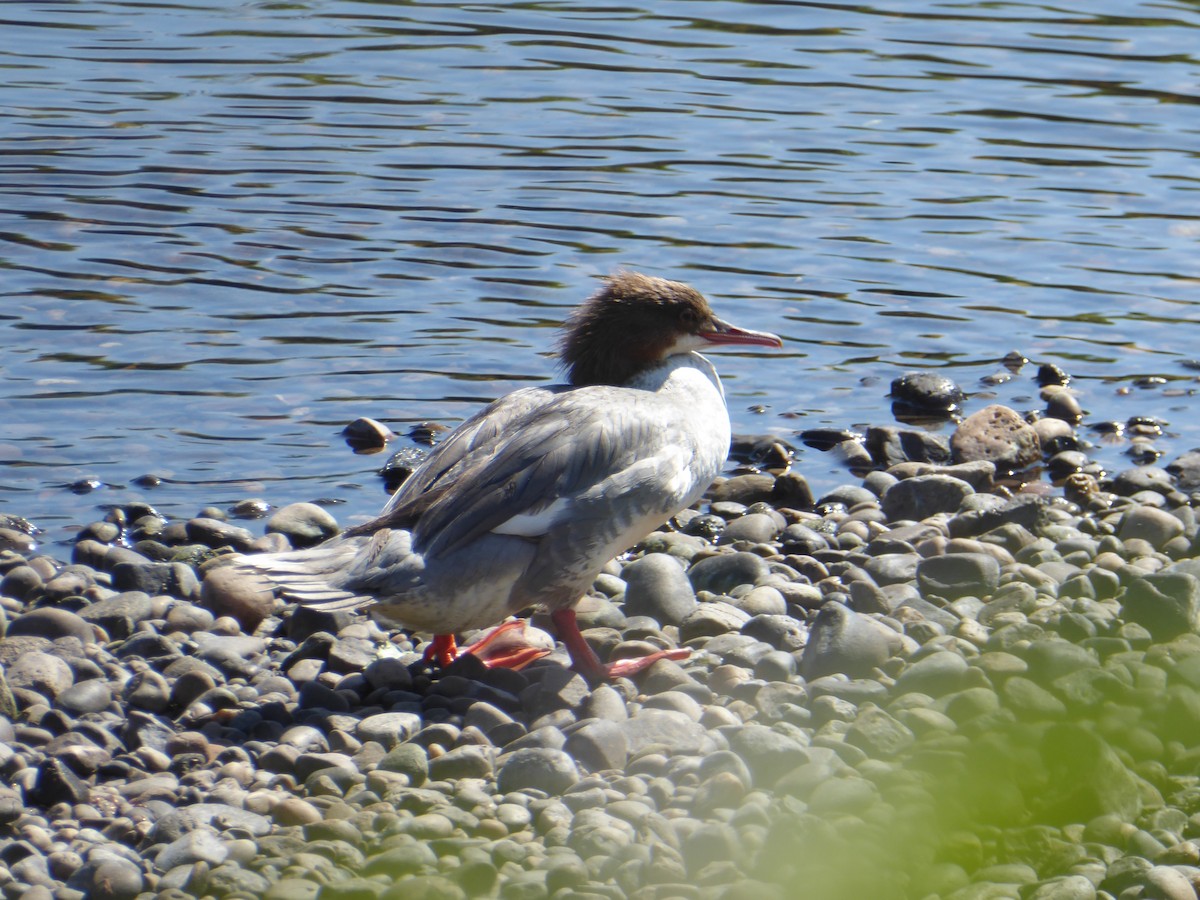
[2,402,1200,897]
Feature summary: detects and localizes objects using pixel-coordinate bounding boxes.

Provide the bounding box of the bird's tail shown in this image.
[230,537,375,612]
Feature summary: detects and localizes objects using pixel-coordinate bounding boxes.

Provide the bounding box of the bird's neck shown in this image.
[624,351,725,402]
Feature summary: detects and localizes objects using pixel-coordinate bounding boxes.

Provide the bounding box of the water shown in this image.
[3,0,1200,543]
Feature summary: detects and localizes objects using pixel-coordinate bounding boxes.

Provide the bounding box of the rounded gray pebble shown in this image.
[497,748,580,795]
[621,553,698,626]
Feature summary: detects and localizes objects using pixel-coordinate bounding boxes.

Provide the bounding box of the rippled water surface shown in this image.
[4,0,1200,538]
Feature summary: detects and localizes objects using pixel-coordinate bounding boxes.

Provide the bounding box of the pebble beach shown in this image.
[5,375,1200,900]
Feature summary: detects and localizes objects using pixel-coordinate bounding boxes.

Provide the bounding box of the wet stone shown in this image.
[710,474,776,505]
[890,371,965,415]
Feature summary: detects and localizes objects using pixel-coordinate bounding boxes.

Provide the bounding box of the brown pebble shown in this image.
[200,565,275,632]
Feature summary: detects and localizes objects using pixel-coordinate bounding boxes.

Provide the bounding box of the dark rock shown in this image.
[865,426,952,467]
[890,372,965,415]
[521,666,589,718]
[327,636,377,673]
[1043,389,1083,424]
[819,484,878,509]
[680,600,751,641]
[57,679,113,715]
[1118,506,1185,549]
[124,669,171,713]
[772,472,815,509]
[0,565,42,601]
[894,650,971,697]
[84,858,144,900]
[949,494,1048,539]
[363,843,439,879]
[862,553,920,587]
[28,757,89,806]
[741,614,805,652]
[120,709,175,752]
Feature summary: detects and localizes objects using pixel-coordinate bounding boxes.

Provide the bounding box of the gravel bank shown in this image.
[4,396,1200,899]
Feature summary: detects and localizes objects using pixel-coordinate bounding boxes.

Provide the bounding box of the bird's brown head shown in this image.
[559,271,782,387]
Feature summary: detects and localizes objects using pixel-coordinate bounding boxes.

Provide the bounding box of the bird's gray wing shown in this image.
[380,385,562,515]
[420,394,670,558]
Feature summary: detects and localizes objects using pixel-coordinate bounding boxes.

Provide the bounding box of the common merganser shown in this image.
[235,271,782,680]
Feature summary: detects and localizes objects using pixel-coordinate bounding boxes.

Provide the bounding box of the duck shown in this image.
[234,271,782,680]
